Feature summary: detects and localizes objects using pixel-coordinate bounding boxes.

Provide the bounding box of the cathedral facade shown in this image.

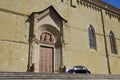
[0,0,120,74]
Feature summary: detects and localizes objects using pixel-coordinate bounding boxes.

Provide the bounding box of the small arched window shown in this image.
[109,31,117,54]
[88,25,96,50]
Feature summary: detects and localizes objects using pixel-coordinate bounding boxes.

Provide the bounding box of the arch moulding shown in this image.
[28,6,67,73]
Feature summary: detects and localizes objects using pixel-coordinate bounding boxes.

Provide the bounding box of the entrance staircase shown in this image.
[0,72,120,80]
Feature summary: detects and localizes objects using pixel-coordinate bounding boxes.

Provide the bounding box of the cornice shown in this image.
[77,0,120,15]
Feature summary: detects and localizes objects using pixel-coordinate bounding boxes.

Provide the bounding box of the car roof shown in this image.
[73,66,85,68]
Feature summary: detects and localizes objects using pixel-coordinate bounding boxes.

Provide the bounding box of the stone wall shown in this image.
[0,0,119,74]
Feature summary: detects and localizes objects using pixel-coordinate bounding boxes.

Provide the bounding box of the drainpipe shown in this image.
[100,9,111,74]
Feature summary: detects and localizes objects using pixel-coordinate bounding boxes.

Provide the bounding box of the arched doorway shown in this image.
[39,32,55,73]
[28,6,67,72]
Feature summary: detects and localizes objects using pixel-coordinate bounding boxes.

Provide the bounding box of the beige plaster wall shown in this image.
[102,10,120,74]
[63,5,108,74]
[0,2,29,72]
[0,41,28,72]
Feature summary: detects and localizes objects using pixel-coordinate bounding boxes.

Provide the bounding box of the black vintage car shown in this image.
[68,66,91,74]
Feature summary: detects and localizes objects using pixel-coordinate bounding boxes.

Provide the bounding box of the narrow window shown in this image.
[88,25,96,50]
[109,31,117,54]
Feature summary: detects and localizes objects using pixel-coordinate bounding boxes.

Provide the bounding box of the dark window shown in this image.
[109,31,117,54]
[88,25,96,50]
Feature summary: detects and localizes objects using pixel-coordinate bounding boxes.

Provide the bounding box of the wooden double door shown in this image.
[39,46,54,73]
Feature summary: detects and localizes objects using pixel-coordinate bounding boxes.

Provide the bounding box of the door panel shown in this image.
[39,46,54,73]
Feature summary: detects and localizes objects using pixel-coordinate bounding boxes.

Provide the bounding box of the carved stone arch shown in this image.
[37,24,61,43]
[28,5,67,73]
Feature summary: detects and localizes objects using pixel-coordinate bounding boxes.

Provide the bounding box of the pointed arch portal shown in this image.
[28,6,67,73]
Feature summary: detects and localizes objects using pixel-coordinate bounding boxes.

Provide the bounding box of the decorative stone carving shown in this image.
[28,5,67,73]
[105,10,120,19]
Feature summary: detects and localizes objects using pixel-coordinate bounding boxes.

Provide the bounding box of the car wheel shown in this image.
[73,71,75,74]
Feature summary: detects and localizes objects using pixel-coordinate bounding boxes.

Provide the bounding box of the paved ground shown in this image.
[0,72,120,80]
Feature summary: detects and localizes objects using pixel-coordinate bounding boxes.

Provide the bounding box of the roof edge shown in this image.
[31,5,67,23]
[80,0,120,15]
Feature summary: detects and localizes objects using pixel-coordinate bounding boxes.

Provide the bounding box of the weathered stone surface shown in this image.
[0,0,119,74]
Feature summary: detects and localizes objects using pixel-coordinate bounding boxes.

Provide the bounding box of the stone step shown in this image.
[0,72,120,80]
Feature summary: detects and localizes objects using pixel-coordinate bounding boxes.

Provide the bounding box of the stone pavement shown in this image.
[0,72,120,80]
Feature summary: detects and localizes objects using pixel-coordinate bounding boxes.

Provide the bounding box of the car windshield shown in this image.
[73,66,87,69]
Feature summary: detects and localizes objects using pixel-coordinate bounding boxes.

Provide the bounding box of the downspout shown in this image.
[100,9,111,74]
